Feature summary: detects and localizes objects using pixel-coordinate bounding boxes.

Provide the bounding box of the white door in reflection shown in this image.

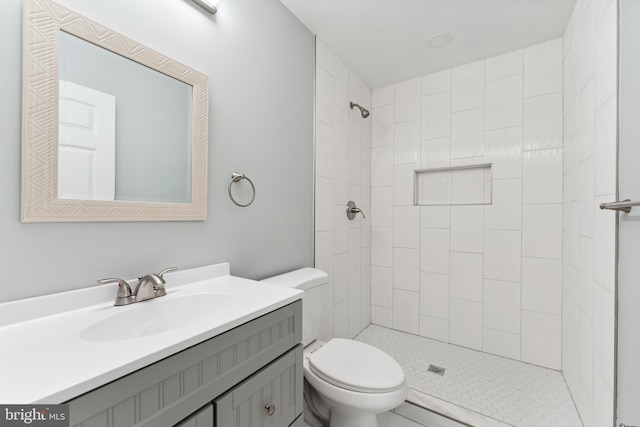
[58,81,116,200]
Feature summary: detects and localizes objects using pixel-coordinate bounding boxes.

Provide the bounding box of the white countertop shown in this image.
[0,263,302,404]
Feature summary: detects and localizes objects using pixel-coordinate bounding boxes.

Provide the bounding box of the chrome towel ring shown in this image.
[228,172,256,207]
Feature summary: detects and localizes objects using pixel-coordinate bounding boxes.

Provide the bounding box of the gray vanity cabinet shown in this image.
[66,300,302,427]
[214,346,302,426]
[175,404,214,427]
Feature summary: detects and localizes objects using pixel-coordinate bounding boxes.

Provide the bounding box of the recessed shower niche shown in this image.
[413,163,492,206]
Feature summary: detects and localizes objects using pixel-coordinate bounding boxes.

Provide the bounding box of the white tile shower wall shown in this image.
[371,39,564,370]
[314,38,372,341]
[562,0,617,426]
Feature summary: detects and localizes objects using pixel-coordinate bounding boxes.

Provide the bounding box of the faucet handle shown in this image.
[346,201,366,220]
[152,267,177,297]
[97,278,134,306]
[157,267,177,279]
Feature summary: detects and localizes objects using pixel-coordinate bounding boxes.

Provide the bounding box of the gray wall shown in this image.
[0,0,315,303]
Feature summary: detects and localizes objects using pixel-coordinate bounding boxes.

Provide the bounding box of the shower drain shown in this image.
[427,364,446,376]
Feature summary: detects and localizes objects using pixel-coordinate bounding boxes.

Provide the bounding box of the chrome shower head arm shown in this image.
[349,102,370,119]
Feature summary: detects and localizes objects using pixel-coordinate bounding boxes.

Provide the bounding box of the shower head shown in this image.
[350,102,370,119]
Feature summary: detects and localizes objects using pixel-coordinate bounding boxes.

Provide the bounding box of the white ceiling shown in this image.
[280,0,576,89]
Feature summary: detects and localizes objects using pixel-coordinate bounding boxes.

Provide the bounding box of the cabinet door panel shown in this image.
[215,346,302,427]
[289,414,305,427]
[175,403,213,427]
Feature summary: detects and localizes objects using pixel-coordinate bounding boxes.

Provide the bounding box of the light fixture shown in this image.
[192,0,219,14]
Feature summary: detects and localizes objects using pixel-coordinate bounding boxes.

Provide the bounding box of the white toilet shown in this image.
[262,268,408,427]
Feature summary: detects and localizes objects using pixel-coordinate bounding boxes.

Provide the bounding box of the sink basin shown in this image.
[80,293,232,342]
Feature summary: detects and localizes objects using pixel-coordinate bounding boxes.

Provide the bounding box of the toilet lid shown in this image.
[308,338,405,393]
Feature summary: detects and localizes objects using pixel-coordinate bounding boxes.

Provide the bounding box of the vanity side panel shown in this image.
[294,338,303,416]
[294,300,302,344]
[67,301,301,427]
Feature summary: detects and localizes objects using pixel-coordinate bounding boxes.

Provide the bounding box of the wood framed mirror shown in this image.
[21,0,208,222]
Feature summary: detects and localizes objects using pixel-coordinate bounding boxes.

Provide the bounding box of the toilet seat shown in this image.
[308,338,405,394]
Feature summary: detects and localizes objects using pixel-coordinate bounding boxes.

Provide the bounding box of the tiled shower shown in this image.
[313,0,617,426]
[313,39,373,342]
[369,39,564,369]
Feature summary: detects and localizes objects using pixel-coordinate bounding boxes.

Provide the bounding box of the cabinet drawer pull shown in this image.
[264,404,276,416]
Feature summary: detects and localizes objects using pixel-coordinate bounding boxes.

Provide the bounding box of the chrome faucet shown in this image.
[98,267,177,306]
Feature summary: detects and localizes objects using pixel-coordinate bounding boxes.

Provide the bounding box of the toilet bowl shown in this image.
[261,268,408,427]
[303,339,407,427]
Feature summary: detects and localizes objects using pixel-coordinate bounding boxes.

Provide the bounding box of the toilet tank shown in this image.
[261,268,328,346]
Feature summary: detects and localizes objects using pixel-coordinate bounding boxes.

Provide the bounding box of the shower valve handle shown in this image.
[346,201,366,220]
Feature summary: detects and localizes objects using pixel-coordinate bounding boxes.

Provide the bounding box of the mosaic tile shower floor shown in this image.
[355,325,583,427]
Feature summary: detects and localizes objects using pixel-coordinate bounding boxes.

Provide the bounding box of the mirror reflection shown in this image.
[58,31,192,203]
